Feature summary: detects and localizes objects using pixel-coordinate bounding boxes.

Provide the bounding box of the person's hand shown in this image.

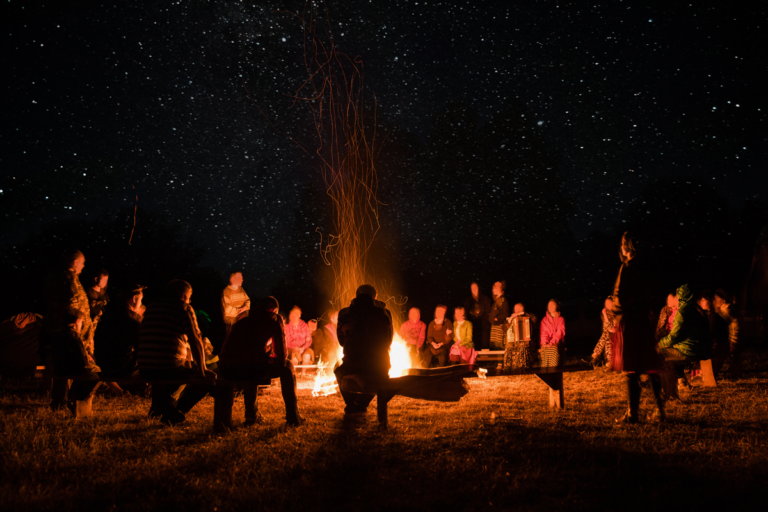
[431,342,438,349]
[437,343,443,349]
[446,329,453,336]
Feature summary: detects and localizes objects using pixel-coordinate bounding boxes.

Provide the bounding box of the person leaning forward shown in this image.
[334,284,395,415]
[218,296,302,426]
[138,279,216,426]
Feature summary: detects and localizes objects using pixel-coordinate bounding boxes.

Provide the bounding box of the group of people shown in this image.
[29,229,749,427]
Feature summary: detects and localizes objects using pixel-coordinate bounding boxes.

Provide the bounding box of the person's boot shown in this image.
[244,411,265,426]
[647,375,666,423]
[617,374,640,424]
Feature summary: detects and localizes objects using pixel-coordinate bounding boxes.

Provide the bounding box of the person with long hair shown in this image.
[610,232,666,423]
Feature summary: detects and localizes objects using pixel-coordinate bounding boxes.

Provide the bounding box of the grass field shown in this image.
[2,353,767,511]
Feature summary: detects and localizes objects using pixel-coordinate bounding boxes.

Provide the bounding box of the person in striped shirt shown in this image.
[138,279,216,426]
[221,272,250,333]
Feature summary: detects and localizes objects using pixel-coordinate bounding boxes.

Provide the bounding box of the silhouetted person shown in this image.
[489,281,509,350]
[311,311,341,369]
[138,280,216,426]
[94,285,145,376]
[610,232,665,424]
[219,296,302,426]
[464,282,491,350]
[86,269,110,332]
[334,284,394,414]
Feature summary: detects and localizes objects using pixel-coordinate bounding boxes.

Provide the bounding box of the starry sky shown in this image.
[2,0,766,310]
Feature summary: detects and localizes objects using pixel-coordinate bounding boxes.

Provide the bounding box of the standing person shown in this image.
[399,307,426,367]
[138,280,216,426]
[422,305,454,368]
[539,300,566,367]
[610,232,666,424]
[219,296,302,426]
[221,272,250,333]
[591,296,616,369]
[285,306,314,373]
[655,291,679,342]
[94,285,146,376]
[86,269,110,334]
[334,284,394,414]
[464,282,491,350]
[488,281,510,350]
[713,289,742,376]
[43,250,96,409]
[449,306,477,366]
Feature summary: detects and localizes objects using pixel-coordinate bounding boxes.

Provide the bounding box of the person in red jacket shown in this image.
[399,307,426,367]
[539,299,565,367]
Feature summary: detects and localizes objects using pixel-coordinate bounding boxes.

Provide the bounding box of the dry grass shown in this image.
[2,353,768,512]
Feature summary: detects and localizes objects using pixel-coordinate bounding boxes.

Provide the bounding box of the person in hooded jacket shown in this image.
[658,284,712,390]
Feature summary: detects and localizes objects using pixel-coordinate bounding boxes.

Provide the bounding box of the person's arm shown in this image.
[540,317,552,346]
[465,321,473,346]
[659,310,684,349]
[301,324,312,350]
[185,306,211,377]
[427,323,437,346]
[554,317,566,345]
[655,307,669,342]
[417,322,426,348]
[242,291,251,311]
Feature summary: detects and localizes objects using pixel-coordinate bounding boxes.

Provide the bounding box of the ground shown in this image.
[1,353,767,511]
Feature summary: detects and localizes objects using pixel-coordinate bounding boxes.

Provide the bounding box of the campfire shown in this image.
[311,331,412,396]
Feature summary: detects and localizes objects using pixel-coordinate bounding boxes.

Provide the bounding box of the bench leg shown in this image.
[700,359,717,387]
[536,373,564,409]
[377,390,388,427]
[74,396,94,419]
[213,383,235,433]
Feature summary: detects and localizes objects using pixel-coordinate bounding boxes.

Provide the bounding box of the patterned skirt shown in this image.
[504,341,536,371]
[489,325,505,350]
[539,346,561,367]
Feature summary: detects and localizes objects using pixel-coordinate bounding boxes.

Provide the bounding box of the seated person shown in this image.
[137,280,216,426]
[655,291,679,342]
[334,284,394,414]
[714,288,741,373]
[399,307,426,368]
[311,312,342,369]
[422,305,454,368]
[658,284,712,390]
[449,306,476,366]
[285,306,314,373]
[94,285,145,376]
[219,296,302,426]
[539,299,565,367]
[0,312,43,378]
[50,309,101,416]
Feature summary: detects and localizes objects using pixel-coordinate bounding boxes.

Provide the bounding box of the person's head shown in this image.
[307,319,318,332]
[470,282,479,297]
[619,232,638,263]
[127,285,146,308]
[408,307,421,323]
[329,310,339,325]
[514,303,525,314]
[262,296,279,313]
[666,291,679,309]
[434,305,448,322]
[604,296,614,310]
[454,306,465,322]
[696,290,713,312]
[713,289,731,310]
[63,308,86,332]
[229,272,243,287]
[66,250,85,274]
[93,269,109,289]
[547,299,561,316]
[492,280,506,298]
[289,306,302,324]
[166,279,193,304]
[356,284,377,300]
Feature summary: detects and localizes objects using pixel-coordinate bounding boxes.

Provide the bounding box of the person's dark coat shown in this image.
[94,305,141,374]
[336,295,393,375]
[610,257,664,373]
[52,327,91,376]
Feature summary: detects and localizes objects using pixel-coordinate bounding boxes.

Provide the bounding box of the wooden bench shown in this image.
[475,364,594,409]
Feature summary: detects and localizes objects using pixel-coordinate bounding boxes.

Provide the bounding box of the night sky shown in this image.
[2,1,766,318]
